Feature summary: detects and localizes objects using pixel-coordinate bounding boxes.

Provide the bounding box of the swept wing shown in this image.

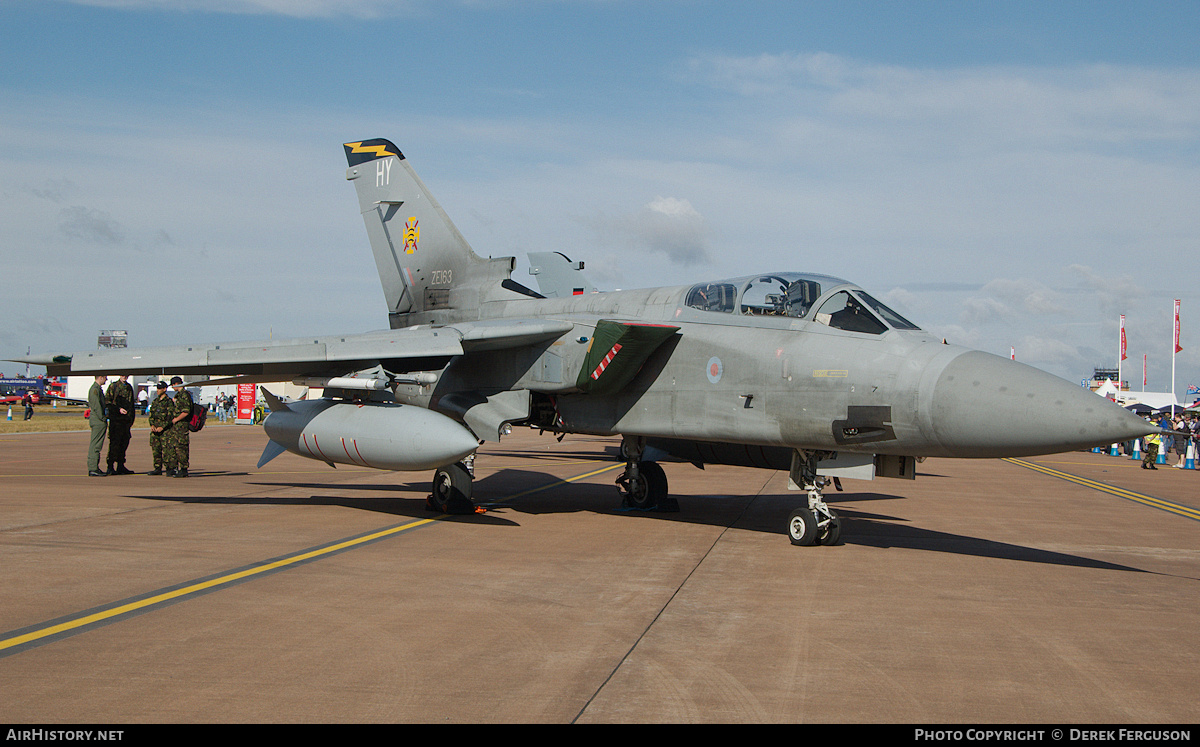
[16,319,573,379]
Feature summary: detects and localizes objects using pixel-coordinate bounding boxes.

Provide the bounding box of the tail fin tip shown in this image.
[344,139,403,167]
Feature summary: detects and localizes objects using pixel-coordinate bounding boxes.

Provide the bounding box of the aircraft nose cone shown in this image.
[926,351,1155,458]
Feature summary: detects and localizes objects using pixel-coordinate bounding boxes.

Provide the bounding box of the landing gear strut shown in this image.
[616,436,678,512]
[428,455,479,514]
[788,450,841,546]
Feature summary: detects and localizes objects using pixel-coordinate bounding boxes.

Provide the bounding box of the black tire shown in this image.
[430,462,474,514]
[626,461,668,510]
[788,507,819,546]
[817,511,841,546]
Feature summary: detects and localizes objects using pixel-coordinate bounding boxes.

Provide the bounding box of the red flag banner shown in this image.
[1175,300,1183,354]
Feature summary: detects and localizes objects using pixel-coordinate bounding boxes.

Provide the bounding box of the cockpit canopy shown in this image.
[684,273,920,334]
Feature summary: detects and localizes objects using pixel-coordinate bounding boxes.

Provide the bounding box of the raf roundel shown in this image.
[706,356,723,384]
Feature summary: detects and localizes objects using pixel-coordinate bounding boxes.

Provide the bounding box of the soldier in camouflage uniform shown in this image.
[146,381,172,475]
[167,376,193,478]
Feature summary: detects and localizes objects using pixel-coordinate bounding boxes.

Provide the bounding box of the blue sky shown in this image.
[2,0,1198,397]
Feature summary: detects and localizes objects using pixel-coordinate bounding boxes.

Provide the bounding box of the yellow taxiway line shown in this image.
[1003,457,1200,522]
[0,462,623,657]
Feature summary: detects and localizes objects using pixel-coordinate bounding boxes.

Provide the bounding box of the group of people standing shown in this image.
[1139,411,1199,470]
[87,375,194,478]
[213,391,236,422]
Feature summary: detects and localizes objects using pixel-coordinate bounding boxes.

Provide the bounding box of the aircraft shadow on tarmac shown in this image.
[483,447,621,463]
[128,467,1150,575]
[125,486,503,522]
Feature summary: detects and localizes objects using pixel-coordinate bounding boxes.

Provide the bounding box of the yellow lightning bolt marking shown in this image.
[344,141,397,159]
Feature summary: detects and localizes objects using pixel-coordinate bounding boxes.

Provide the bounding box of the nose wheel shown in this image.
[788,450,841,546]
[788,505,841,546]
[788,507,819,545]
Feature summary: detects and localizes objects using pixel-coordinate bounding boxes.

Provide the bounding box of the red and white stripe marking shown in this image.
[590,343,623,381]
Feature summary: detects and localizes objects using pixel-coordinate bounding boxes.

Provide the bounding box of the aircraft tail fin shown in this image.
[344,139,505,325]
[527,252,598,298]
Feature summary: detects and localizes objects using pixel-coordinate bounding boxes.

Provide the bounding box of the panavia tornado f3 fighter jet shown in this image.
[17,138,1155,545]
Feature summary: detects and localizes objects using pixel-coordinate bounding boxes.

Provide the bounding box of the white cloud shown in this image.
[580,195,711,267]
[635,196,710,265]
[1016,335,1090,371]
[686,52,1200,143]
[959,296,1011,326]
[1067,264,1150,318]
[979,278,1070,317]
[678,54,1200,276]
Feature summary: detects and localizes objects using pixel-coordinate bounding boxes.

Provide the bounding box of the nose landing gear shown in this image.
[788,450,841,546]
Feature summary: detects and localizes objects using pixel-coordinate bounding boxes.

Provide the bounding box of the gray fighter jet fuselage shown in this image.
[420,279,1116,461]
[15,138,1155,545]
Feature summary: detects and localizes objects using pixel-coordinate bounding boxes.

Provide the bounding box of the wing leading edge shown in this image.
[13,319,573,378]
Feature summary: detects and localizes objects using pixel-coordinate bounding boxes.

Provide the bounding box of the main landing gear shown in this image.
[427,455,482,514]
[616,436,678,512]
[787,449,841,546]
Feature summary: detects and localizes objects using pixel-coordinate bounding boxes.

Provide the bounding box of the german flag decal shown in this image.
[344,139,404,166]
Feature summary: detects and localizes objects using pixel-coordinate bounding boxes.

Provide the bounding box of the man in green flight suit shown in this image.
[87,374,108,477]
[146,381,172,475]
[167,376,193,478]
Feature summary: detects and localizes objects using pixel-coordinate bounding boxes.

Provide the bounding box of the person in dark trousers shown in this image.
[105,374,136,474]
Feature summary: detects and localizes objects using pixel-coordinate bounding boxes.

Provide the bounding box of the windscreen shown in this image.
[814,292,887,335]
[855,292,921,330]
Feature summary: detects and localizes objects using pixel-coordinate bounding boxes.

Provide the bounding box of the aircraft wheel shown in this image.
[817,511,842,546]
[626,461,668,510]
[788,507,819,546]
[430,461,474,514]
